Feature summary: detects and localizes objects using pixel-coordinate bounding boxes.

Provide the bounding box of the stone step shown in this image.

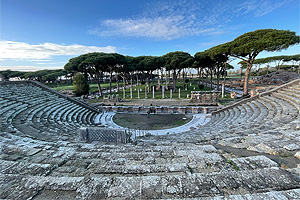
[216,188,300,200]
[0,160,53,176]
[229,106,242,123]
[4,167,299,199]
[256,98,276,120]
[251,100,269,122]
[274,92,300,112]
[246,101,261,122]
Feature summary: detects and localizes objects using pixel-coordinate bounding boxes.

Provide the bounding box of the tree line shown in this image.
[238,54,300,75]
[64,29,299,96]
[0,69,68,83]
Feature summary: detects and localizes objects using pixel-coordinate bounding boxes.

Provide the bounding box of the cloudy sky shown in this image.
[1,0,299,71]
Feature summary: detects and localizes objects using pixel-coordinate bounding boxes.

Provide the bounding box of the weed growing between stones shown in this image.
[226,159,240,171]
[187,165,193,173]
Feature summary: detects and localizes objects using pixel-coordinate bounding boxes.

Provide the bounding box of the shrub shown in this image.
[199,84,204,89]
[73,73,89,96]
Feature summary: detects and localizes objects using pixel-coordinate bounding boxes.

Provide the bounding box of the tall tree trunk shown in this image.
[201,68,204,85]
[205,71,208,87]
[223,63,227,88]
[147,75,150,93]
[162,69,164,85]
[95,74,103,97]
[167,71,170,86]
[173,70,177,93]
[100,72,103,83]
[84,70,88,81]
[109,71,112,94]
[135,73,138,85]
[216,74,220,91]
[210,69,213,90]
[243,64,252,95]
[198,68,201,85]
[116,75,120,92]
[157,70,161,86]
[150,71,153,84]
[130,73,133,88]
[123,76,126,89]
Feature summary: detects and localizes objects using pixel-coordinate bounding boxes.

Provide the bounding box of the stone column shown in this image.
[152,86,155,99]
[170,89,172,99]
[138,88,140,99]
[130,87,133,99]
[222,83,225,98]
[123,87,126,99]
[162,86,165,99]
[179,88,181,98]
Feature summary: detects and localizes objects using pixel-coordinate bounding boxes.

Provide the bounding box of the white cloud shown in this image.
[0,41,117,60]
[89,0,292,40]
[239,0,292,17]
[89,0,219,40]
[90,16,214,40]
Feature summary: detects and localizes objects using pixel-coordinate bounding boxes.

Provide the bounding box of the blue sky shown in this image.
[0,0,299,71]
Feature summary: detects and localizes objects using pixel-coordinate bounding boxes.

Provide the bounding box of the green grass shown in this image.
[47,83,75,91]
[47,82,118,93]
[226,159,240,171]
[187,165,194,173]
[47,80,234,102]
[173,119,188,126]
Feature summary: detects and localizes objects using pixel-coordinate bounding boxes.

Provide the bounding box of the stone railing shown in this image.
[79,127,130,143]
[190,91,221,105]
[211,78,300,116]
[98,106,216,114]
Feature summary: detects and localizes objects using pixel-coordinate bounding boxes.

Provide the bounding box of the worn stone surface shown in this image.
[294,151,300,159]
[1,80,300,199]
[284,143,300,151]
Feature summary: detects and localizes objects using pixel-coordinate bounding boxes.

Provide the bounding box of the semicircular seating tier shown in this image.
[1,79,300,199]
[0,81,99,142]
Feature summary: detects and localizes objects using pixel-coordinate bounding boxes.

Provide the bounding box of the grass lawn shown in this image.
[113,113,192,130]
[48,79,233,102]
[47,82,118,93]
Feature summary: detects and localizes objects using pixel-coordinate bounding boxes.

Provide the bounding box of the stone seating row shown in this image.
[2,161,299,199]
[192,81,300,155]
[207,91,299,131]
[0,82,100,141]
[3,134,278,177]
